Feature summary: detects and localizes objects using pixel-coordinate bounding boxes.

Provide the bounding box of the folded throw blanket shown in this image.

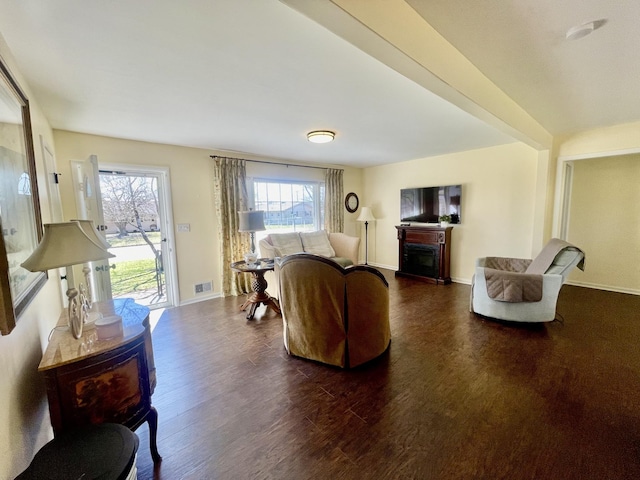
[485,269,543,302]
[483,238,585,303]
[526,238,585,274]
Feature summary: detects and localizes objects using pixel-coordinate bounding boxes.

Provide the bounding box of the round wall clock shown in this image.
[345,192,359,213]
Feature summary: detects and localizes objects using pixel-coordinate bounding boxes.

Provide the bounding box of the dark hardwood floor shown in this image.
[134,270,640,479]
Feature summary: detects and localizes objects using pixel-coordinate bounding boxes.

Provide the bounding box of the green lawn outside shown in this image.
[107,231,162,248]
[110,258,158,296]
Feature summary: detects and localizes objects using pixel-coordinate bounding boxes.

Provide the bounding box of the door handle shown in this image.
[95,264,116,272]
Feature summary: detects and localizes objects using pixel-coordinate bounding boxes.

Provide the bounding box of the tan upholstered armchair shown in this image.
[276,254,390,368]
[471,238,585,323]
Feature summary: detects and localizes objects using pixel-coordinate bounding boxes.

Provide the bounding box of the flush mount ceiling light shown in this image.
[307,130,335,143]
[565,19,607,41]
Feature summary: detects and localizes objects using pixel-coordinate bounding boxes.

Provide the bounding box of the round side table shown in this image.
[230,259,281,320]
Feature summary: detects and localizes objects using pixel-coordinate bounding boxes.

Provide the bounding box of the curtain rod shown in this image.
[210,155,343,172]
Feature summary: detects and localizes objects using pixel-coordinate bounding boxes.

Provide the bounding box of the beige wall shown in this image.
[53,130,363,302]
[566,155,640,293]
[362,142,539,281]
[556,122,640,294]
[558,121,640,158]
[54,131,220,304]
[0,36,64,478]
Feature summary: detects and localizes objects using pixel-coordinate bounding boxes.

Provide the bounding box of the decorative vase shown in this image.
[440,221,449,228]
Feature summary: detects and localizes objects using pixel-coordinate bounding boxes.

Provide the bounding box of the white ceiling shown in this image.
[407,0,640,135]
[0,0,637,168]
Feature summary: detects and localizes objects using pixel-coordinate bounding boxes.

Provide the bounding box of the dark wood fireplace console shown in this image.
[395,225,452,284]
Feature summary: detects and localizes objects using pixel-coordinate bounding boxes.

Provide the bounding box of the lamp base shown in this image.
[66,285,90,339]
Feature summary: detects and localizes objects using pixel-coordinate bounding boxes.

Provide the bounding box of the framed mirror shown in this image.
[345,192,359,213]
[0,55,46,335]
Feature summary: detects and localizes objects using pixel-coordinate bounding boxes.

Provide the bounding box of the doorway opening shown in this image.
[99,166,177,309]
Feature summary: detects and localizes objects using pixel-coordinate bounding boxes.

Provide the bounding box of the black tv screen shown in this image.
[400,185,461,224]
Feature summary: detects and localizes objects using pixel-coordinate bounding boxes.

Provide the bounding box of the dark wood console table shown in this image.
[395,225,452,284]
[38,298,161,463]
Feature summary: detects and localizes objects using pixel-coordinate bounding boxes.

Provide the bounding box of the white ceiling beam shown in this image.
[282,0,553,150]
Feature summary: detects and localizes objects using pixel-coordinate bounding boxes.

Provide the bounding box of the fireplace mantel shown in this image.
[395,225,452,284]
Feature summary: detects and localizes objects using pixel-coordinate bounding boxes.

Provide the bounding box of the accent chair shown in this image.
[471,238,585,323]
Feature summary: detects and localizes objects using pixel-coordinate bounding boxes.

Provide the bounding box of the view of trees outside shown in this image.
[99,174,164,303]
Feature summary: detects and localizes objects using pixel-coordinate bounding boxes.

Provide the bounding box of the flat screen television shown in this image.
[400,184,461,224]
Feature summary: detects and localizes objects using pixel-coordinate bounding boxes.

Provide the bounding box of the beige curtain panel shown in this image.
[324,168,344,233]
[212,157,252,296]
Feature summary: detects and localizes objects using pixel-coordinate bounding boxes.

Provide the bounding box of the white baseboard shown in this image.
[366,262,396,271]
[447,278,637,294]
[366,271,640,296]
[179,292,222,306]
[566,280,640,296]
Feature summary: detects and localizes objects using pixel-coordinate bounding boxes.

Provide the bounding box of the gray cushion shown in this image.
[546,248,582,275]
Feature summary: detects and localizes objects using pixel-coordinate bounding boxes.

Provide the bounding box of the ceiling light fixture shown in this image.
[566,22,594,40]
[565,19,606,41]
[307,130,335,143]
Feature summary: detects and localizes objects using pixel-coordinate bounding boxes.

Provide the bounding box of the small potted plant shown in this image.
[439,214,452,227]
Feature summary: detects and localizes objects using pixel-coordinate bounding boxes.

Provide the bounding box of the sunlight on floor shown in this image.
[148,308,165,333]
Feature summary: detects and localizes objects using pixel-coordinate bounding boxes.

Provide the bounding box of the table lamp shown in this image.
[238,210,266,266]
[357,207,376,265]
[21,221,115,339]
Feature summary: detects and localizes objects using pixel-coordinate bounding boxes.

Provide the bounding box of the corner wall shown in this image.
[557,121,640,294]
[567,155,639,293]
[362,142,539,282]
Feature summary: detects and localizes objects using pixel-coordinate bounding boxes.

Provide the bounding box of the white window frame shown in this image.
[251,178,325,235]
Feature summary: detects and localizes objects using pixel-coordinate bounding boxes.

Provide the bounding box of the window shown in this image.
[252,180,324,237]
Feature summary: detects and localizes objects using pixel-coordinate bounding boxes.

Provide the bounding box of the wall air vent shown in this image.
[194,281,212,294]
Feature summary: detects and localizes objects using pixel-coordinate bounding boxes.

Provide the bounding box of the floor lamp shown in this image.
[357,207,376,265]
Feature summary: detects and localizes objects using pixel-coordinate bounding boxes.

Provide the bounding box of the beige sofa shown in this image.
[259,231,360,300]
[276,254,390,368]
[259,230,360,266]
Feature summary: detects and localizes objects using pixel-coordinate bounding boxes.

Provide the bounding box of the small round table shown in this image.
[230,259,281,320]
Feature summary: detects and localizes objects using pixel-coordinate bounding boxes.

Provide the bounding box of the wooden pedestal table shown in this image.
[38,298,162,463]
[231,259,281,320]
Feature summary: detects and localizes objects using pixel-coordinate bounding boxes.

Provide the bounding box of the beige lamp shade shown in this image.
[357,207,376,222]
[21,221,115,272]
[71,219,112,250]
[238,210,266,232]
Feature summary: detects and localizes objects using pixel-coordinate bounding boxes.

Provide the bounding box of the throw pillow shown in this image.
[270,233,304,256]
[300,230,335,257]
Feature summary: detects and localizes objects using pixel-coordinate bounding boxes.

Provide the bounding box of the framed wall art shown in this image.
[0,54,45,335]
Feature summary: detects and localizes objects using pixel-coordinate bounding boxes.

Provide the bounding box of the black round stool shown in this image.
[16,423,139,480]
